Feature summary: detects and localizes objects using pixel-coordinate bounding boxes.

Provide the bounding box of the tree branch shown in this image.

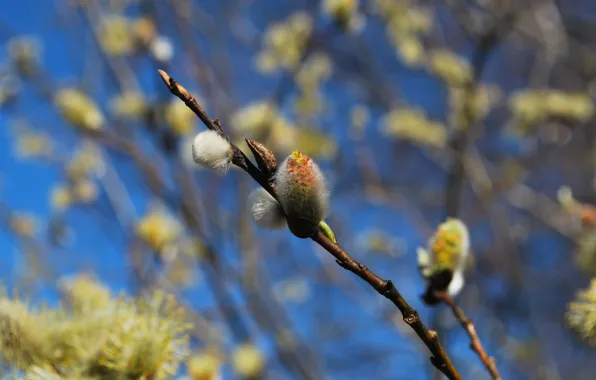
[436,292,502,380]
[157,69,463,380]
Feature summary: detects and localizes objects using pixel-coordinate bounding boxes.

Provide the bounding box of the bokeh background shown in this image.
[2,0,596,379]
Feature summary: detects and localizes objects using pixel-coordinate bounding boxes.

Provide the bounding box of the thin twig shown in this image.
[157,69,463,380]
[436,292,502,380]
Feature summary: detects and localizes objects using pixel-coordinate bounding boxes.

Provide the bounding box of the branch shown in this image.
[157,69,463,380]
[436,292,502,380]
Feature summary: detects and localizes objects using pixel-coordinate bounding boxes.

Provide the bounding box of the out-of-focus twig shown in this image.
[435,291,502,380]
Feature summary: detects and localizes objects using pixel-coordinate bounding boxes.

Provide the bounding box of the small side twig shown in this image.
[157,69,463,380]
[436,291,502,380]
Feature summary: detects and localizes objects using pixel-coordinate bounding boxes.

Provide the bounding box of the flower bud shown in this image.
[192,131,233,174]
[246,139,277,175]
[248,188,286,229]
[275,151,328,238]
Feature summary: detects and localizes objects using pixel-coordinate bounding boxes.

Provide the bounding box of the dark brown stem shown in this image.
[157,69,463,380]
[312,230,462,380]
[436,292,502,380]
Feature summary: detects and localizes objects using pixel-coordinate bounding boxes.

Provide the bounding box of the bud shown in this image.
[275,151,328,238]
[418,218,470,301]
[247,188,286,229]
[192,131,233,174]
[246,139,277,175]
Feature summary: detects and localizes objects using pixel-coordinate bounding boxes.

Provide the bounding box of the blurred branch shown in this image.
[158,69,463,380]
[436,291,502,380]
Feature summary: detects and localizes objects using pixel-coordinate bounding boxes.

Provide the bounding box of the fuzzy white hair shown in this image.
[247,188,286,229]
[192,130,233,174]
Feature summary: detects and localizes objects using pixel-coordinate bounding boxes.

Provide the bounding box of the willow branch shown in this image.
[157,69,462,380]
[436,292,502,380]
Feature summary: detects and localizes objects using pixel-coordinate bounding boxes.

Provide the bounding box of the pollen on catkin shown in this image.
[247,188,286,229]
[191,130,233,174]
[417,218,470,297]
[275,151,328,238]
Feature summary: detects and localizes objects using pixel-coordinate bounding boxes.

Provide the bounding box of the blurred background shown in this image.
[2,0,596,379]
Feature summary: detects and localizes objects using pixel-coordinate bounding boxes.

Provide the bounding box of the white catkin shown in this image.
[275,154,329,225]
[192,130,233,174]
[248,188,286,229]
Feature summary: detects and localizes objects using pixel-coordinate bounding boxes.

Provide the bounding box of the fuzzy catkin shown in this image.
[275,151,328,237]
[191,130,233,174]
[247,188,286,229]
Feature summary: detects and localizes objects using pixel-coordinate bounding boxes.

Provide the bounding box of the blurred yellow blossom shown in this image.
[545,91,593,122]
[575,231,596,274]
[187,350,222,380]
[449,84,501,127]
[0,283,191,377]
[295,53,333,90]
[99,15,134,56]
[110,91,148,120]
[428,49,472,87]
[50,184,73,211]
[256,12,313,74]
[164,99,197,136]
[393,35,425,67]
[510,90,594,130]
[72,178,99,204]
[57,274,112,313]
[231,101,285,137]
[8,212,38,238]
[67,143,105,181]
[567,278,596,345]
[132,17,157,47]
[293,128,337,159]
[55,88,104,131]
[14,131,53,159]
[322,0,365,33]
[136,204,182,253]
[231,343,265,379]
[98,290,191,378]
[509,90,544,126]
[382,107,447,148]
